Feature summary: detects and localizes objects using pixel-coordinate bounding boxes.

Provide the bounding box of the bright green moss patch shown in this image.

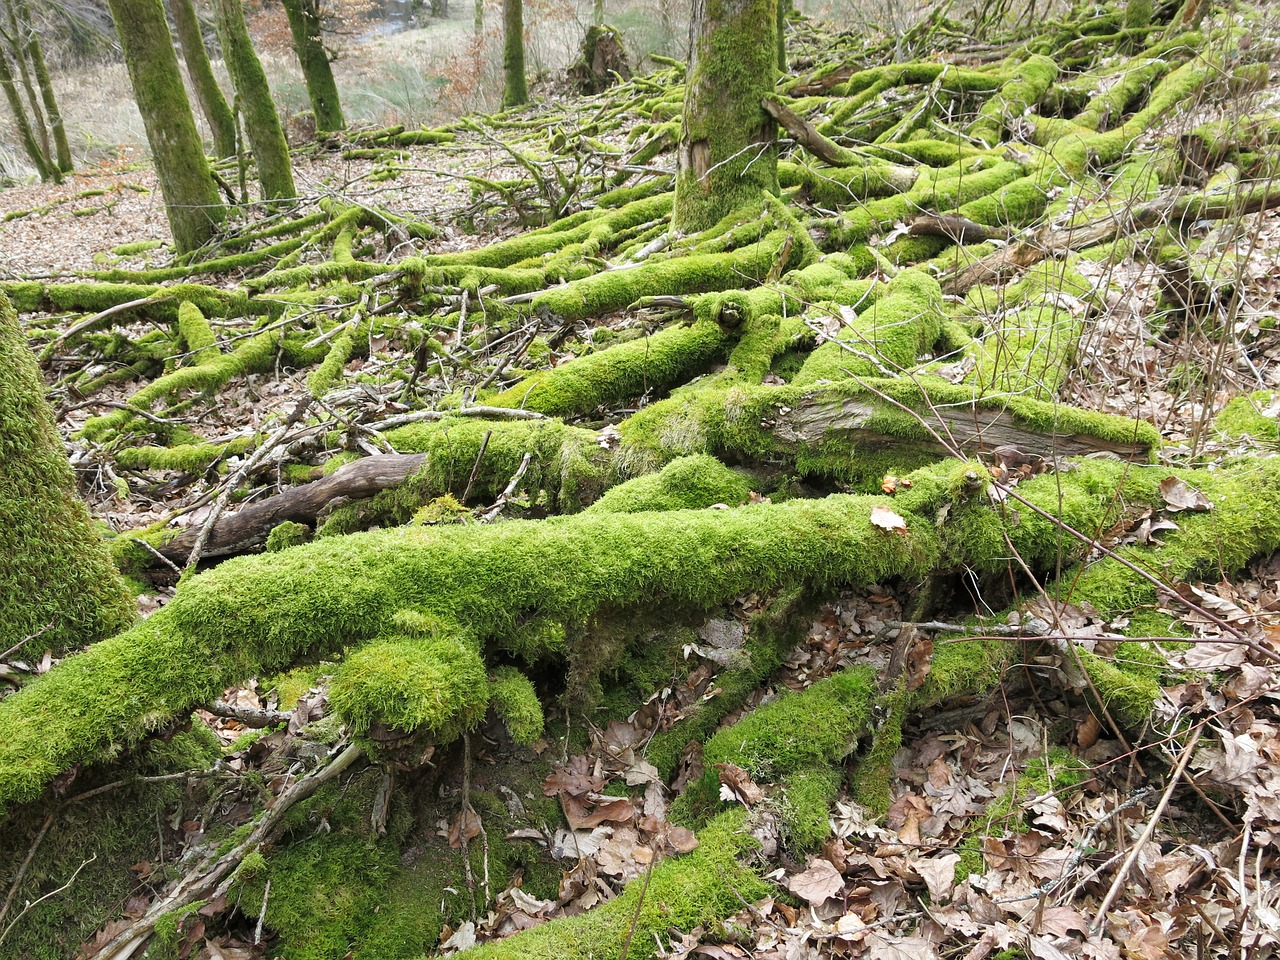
[703,667,876,777]
[266,520,312,551]
[1215,391,1278,442]
[330,632,489,744]
[488,666,545,744]
[780,765,843,851]
[490,320,733,417]
[586,454,753,513]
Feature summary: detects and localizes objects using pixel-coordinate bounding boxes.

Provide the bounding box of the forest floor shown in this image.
[4,6,1280,960]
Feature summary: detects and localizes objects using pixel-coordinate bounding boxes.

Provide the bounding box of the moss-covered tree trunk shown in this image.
[215,0,296,200]
[0,292,135,652]
[105,0,225,251]
[168,0,238,158]
[9,0,71,173]
[501,0,527,108]
[0,40,52,180]
[673,0,780,232]
[280,0,345,132]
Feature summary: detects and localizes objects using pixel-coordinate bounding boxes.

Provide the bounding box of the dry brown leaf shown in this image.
[913,852,961,902]
[715,761,765,806]
[787,857,845,905]
[1159,476,1213,512]
[560,792,637,829]
[871,504,909,533]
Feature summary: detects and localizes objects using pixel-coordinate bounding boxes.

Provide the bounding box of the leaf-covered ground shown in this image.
[4,3,1280,959]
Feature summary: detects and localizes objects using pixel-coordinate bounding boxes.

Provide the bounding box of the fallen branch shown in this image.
[91,743,363,960]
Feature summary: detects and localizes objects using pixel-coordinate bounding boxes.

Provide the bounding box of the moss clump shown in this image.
[266,520,312,551]
[586,454,753,514]
[704,667,876,778]
[780,765,842,851]
[0,291,135,654]
[1215,391,1278,442]
[488,665,545,744]
[329,632,489,744]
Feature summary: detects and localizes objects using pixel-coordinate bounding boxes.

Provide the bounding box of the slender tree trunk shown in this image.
[592,0,604,27]
[214,0,296,200]
[106,0,224,250]
[473,0,482,35]
[11,0,71,172]
[168,0,238,158]
[776,0,788,71]
[673,0,779,232]
[429,0,449,17]
[501,0,527,108]
[280,0,344,132]
[0,2,50,164]
[0,43,51,179]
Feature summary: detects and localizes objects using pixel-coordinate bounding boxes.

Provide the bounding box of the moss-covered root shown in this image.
[792,268,944,386]
[675,667,875,846]
[460,809,769,959]
[80,326,279,441]
[489,320,734,417]
[0,291,134,653]
[6,459,1280,812]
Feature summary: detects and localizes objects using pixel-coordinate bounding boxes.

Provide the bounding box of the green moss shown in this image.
[792,269,943,386]
[463,809,769,959]
[112,239,165,256]
[115,436,257,472]
[488,666,545,745]
[1215,391,1278,442]
[586,454,753,513]
[491,320,733,417]
[329,633,489,744]
[0,291,135,654]
[80,330,280,441]
[968,56,1058,147]
[706,667,876,778]
[266,521,312,551]
[0,731,216,959]
[780,765,842,851]
[307,329,357,398]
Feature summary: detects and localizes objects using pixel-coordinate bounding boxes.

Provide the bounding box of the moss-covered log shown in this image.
[8,456,1280,812]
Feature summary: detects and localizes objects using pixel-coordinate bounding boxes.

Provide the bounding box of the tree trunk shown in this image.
[673,0,779,233]
[280,0,345,132]
[429,0,449,17]
[104,0,225,251]
[0,0,50,166]
[0,292,136,654]
[0,42,52,180]
[501,0,527,108]
[11,0,71,173]
[168,0,238,158]
[214,0,296,200]
[775,0,788,70]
